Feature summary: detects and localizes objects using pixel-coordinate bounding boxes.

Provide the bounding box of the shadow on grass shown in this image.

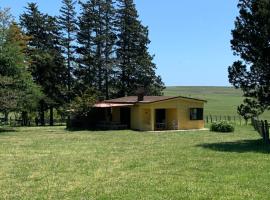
[198,139,270,154]
[66,127,133,133]
[0,127,17,136]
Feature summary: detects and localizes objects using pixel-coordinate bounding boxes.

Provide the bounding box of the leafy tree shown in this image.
[238,98,265,124]
[115,0,164,96]
[0,9,42,123]
[20,3,68,125]
[59,0,78,102]
[69,88,98,116]
[228,0,270,115]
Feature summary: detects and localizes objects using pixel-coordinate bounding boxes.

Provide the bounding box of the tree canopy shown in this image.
[1,0,164,125]
[228,0,270,119]
[0,9,42,118]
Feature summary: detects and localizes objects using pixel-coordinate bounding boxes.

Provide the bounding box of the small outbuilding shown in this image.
[94,95,207,131]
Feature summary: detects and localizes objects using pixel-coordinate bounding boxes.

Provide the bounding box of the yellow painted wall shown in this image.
[166,109,177,130]
[141,108,152,131]
[176,100,204,130]
[110,98,205,131]
[136,98,205,131]
[131,106,140,130]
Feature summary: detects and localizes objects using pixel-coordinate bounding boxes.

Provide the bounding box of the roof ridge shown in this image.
[102,95,206,104]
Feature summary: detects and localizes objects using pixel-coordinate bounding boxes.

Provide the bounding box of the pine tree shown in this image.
[115,0,164,96]
[76,0,116,99]
[228,0,270,113]
[20,3,68,126]
[102,0,117,99]
[76,0,97,91]
[59,0,78,102]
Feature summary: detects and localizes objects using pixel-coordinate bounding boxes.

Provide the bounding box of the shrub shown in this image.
[210,121,235,133]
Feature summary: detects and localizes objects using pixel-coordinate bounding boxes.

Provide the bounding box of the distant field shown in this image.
[164,86,270,120]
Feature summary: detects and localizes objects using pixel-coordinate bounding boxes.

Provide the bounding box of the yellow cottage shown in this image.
[94,95,206,131]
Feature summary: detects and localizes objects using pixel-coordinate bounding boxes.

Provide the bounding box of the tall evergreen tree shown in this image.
[76,0,116,99]
[76,0,97,91]
[59,0,78,102]
[20,3,68,126]
[102,0,117,99]
[115,0,164,96]
[228,0,270,114]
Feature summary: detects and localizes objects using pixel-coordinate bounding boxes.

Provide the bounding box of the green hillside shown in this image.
[164,86,270,120]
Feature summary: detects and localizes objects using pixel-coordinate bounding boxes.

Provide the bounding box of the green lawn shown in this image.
[164,86,270,120]
[1,126,270,199]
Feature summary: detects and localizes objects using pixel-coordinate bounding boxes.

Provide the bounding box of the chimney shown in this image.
[137,87,145,101]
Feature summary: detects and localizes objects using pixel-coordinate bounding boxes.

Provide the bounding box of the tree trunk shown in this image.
[40,101,45,126]
[67,41,71,124]
[105,65,109,100]
[22,111,28,126]
[4,112,8,125]
[49,106,54,126]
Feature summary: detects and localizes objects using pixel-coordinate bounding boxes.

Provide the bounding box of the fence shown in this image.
[204,115,247,125]
[251,118,270,144]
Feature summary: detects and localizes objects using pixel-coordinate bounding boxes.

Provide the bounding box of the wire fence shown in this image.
[204,115,248,125]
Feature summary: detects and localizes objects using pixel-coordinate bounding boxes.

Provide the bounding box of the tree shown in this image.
[0,9,42,123]
[238,98,265,124]
[76,0,97,92]
[69,88,98,116]
[76,0,117,99]
[59,0,78,103]
[115,0,164,96]
[101,0,117,99]
[20,3,68,126]
[228,0,270,115]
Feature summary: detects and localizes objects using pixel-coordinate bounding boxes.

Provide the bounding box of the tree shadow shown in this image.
[0,127,18,135]
[198,139,270,154]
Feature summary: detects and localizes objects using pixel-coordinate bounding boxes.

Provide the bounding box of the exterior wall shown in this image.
[131,106,140,130]
[166,109,177,130]
[141,108,152,131]
[111,98,205,131]
[131,106,152,131]
[177,100,204,130]
[136,98,205,131]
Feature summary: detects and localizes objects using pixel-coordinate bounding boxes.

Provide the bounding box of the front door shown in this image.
[120,107,131,128]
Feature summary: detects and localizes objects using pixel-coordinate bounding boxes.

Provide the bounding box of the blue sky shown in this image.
[1,0,239,86]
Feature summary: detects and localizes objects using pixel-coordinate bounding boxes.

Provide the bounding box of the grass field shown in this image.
[164,86,270,120]
[1,126,270,199]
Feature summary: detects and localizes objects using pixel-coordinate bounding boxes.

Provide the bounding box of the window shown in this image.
[190,108,204,120]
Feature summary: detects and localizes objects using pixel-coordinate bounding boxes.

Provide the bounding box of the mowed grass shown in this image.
[1,126,270,199]
[164,86,270,120]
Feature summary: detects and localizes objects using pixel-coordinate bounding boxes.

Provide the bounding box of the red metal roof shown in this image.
[94,103,134,108]
[104,96,206,104]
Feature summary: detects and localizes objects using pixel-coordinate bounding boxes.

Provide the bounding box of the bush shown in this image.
[210,121,235,133]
